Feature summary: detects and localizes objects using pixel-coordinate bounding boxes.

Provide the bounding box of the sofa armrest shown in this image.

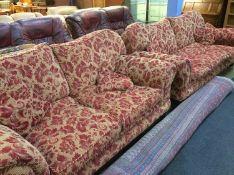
[0,125,49,175]
[116,55,176,100]
[131,51,192,91]
[214,27,234,46]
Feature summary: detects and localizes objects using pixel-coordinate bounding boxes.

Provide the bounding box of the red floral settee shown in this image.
[122,11,234,101]
[0,30,176,174]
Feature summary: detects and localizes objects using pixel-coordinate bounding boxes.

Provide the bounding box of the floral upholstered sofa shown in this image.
[122,11,234,101]
[0,29,176,174]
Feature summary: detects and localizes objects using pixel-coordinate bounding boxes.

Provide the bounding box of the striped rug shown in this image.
[102,76,234,175]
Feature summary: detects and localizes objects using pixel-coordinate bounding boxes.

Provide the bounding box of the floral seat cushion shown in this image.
[76,85,162,130]
[26,97,121,175]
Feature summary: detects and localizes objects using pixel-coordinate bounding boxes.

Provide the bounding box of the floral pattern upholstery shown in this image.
[116,55,176,101]
[123,11,234,100]
[97,69,134,92]
[78,100,171,175]
[26,97,121,174]
[0,68,51,136]
[0,125,49,175]
[0,43,70,102]
[167,16,195,49]
[131,52,191,95]
[51,29,126,96]
[121,22,150,54]
[147,19,178,54]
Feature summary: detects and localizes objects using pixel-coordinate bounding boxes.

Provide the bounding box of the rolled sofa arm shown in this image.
[214,27,234,46]
[116,55,177,100]
[131,51,192,91]
[0,125,49,175]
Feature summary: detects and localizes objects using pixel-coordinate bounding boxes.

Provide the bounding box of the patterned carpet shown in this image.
[102,77,234,175]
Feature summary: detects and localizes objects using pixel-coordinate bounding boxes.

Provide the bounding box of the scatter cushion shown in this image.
[0,68,51,136]
[147,19,178,54]
[194,23,215,44]
[0,44,35,56]
[97,69,134,92]
[168,16,195,49]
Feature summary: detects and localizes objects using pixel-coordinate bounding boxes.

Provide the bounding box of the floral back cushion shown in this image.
[147,19,178,54]
[96,69,134,92]
[194,23,215,45]
[0,68,51,136]
[121,22,150,54]
[167,16,195,49]
[0,43,69,102]
[51,29,126,96]
[184,11,205,30]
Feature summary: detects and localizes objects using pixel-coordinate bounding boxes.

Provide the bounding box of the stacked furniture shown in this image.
[182,0,226,27]
[121,10,234,101]
[223,0,234,27]
[0,29,176,174]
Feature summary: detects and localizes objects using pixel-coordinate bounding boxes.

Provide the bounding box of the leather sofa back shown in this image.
[66,9,110,39]
[0,23,12,48]
[11,17,71,45]
[102,6,134,34]
[66,6,134,39]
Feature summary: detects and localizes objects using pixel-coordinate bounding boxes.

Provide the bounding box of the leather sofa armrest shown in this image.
[116,55,176,100]
[0,125,49,175]
[131,51,192,90]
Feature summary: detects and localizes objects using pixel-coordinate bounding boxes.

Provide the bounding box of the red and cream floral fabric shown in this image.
[0,68,51,136]
[76,85,163,130]
[0,43,70,102]
[78,100,171,175]
[26,97,121,175]
[116,55,176,101]
[121,22,150,54]
[97,69,134,92]
[184,10,205,30]
[193,23,215,45]
[167,16,195,49]
[147,19,178,54]
[213,27,234,46]
[176,43,232,80]
[131,51,191,93]
[51,29,126,96]
[0,125,49,175]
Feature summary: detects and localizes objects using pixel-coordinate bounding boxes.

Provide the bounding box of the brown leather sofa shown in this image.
[66,6,134,39]
[12,17,71,45]
[0,17,71,49]
[102,6,134,34]
[65,8,109,39]
[0,23,13,48]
